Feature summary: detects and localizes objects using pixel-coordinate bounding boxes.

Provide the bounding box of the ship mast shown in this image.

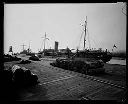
[42,32,49,51]
[28,41,31,53]
[84,16,87,50]
[21,44,26,51]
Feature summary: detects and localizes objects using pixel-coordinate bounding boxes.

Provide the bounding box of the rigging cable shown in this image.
[92,31,103,49]
[86,27,91,49]
[78,26,84,49]
[122,3,127,16]
[41,40,43,51]
[86,28,97,49]
[89,34,101,50]
[86,26,98,49]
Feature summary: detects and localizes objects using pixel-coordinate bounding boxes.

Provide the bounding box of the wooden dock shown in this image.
[4,60,126,101]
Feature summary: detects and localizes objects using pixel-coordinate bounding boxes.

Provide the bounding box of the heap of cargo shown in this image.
[3,65,39,87]
[50,57,105,75]
[1,65,39,100]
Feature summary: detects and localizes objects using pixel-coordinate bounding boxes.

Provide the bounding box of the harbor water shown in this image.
[107,57,126,65]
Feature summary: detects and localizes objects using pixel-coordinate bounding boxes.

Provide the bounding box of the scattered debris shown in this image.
[19,60,31,64]
[29,56,40,61]
[4,54,21,62]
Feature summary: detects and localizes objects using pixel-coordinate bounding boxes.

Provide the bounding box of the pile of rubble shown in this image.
[0,65,39,100]
[4,54,21,62]
[4,54,40,62]
[50,58,105,75]
[2,65,39,87]
[12,65,39,86]
[29,56,40,61]
[19,60,31,64]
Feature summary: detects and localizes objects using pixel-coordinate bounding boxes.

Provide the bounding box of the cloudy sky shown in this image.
[4,3,126,53]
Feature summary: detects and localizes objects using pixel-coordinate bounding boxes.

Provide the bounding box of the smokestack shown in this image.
[8,46,13,55]
[54,41,59,52]
[9,46,12,52]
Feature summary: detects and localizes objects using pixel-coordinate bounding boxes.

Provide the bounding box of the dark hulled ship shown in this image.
[74,16,112,63]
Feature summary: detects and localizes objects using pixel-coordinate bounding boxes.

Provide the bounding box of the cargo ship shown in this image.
[74,16,112,63]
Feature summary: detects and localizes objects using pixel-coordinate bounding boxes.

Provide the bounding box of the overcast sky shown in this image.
[4,3,126,53]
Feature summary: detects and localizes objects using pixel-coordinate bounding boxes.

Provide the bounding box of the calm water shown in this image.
[107,57,126,65]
